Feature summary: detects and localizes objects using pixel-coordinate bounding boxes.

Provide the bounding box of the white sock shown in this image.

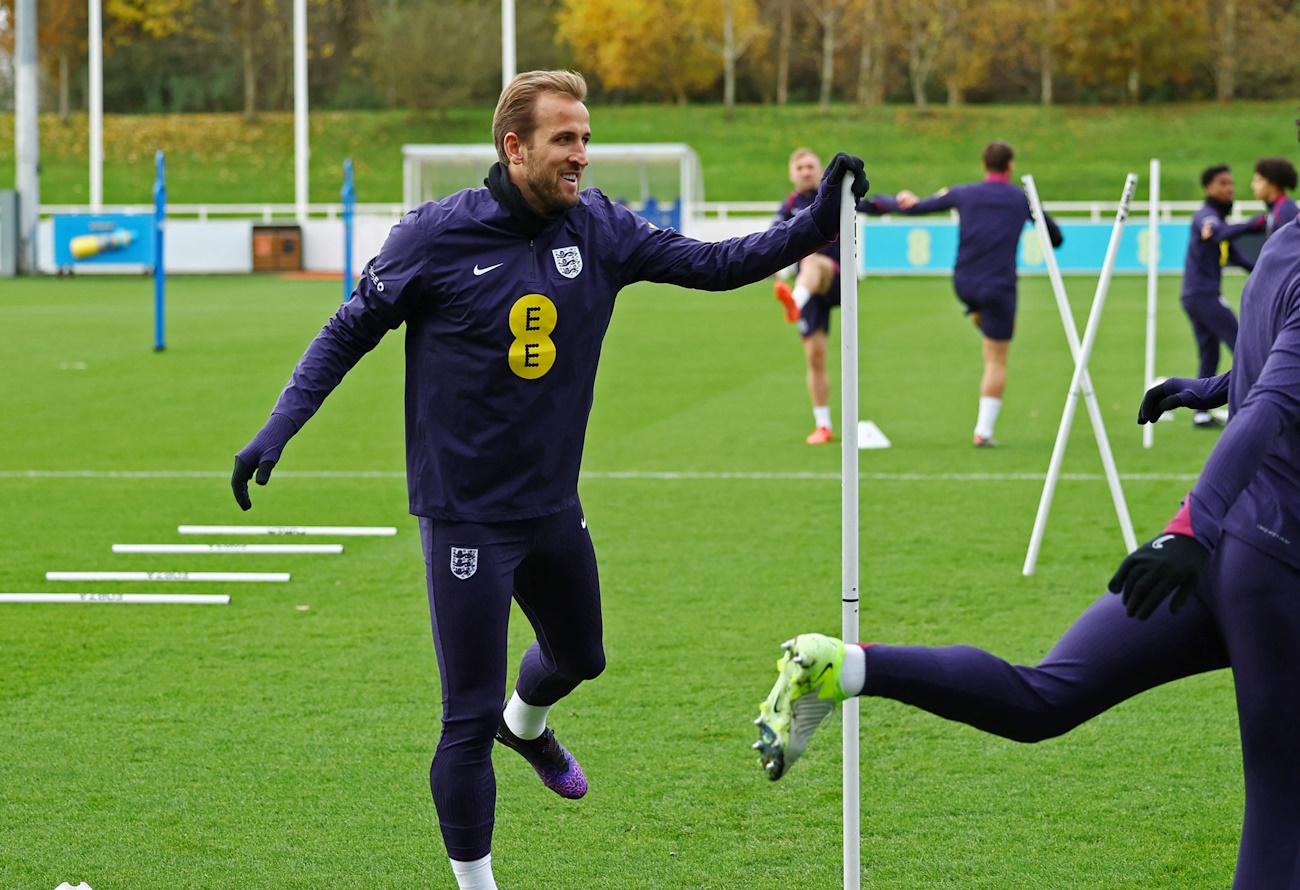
[813,405,832,431]
[450,854,497,890]
[503,690,550,740]
[974,397,1001,438]
[840,643,866,697]
[792,284,813,309]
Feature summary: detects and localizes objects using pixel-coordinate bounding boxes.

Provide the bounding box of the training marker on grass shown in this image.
[46,571,289,582]
[112,543,343,554]
[179,525,397,536]
[0,593,230,604]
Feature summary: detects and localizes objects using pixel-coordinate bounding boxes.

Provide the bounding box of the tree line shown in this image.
[3,0,1299,119]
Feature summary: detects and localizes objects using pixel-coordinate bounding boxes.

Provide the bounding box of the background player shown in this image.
[773,147,848,444]
[755,195,1300,886]
[1180,164,1256,428]
[1246,157,1299,237]
[232,69,867,890]
[864,141,1063,447]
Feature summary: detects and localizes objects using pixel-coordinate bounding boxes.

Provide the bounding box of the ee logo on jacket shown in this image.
[508,294,558,379]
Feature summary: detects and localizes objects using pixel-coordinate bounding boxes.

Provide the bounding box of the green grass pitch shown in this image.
[2,270,1244,888]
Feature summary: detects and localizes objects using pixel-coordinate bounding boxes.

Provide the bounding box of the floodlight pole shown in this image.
[839,173,861,890]
[502,0,517,89]
[14,0,39,273]
[293,0,309,224]
[1144,159,1161,449]
[89,0,103,211]
[1023,174,1140,576]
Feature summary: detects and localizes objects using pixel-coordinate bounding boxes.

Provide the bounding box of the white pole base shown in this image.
[179,525,396,536]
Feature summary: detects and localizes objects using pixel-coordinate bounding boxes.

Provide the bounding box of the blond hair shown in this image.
[492,70,589,164]
[789,147,819,166]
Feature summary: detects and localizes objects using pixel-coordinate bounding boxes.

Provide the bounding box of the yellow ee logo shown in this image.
[508,294,557,379]
[907,229,931,266]
[1138,229,1160,265]
[1019,228,1043,266]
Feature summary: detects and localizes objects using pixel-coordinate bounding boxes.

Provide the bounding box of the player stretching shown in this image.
[231,70,867,890]
[756,199,1300,886]
[773,147,855,444]
[1181,164,1256,429]
[864,141,1062,447]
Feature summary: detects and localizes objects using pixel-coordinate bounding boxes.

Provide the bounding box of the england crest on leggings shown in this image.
[450,546,478,580]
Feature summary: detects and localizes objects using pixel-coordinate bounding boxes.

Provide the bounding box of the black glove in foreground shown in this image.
[1137,380,1184,424]
[231,413,297,510]
[809,152,869,240]
[1107,533,1210,620]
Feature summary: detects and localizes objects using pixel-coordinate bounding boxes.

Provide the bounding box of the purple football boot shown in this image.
[495,719,588,800]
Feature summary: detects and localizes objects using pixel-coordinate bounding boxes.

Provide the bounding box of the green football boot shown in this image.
[753,633,850,780]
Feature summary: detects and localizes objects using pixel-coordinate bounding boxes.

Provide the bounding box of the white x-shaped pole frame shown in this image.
[1022,173,1140,576]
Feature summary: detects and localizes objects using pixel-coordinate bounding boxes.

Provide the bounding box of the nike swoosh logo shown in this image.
[473,263,504,276]
[1151,534,1176,550]
[580,517,587,529]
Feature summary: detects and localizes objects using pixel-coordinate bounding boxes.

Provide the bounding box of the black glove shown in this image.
[808,152,869,240]
[1137,380,1183,424]
[232,414,298,510]
[1107,533,1210,620]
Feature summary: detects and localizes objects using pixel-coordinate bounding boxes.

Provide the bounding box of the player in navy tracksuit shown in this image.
[863,140,1063,447]
[758,208,1300,888]
[231,70,867,890]
[1245,158,1299,238]
[1181,165,1257,428]
[772,147,851,444]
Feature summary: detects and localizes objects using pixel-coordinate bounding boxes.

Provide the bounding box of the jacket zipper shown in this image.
[529,239,536,277]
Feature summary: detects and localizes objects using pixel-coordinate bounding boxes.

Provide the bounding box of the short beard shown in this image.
[524,160,580,214]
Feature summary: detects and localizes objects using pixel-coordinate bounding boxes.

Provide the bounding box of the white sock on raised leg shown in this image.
[792,284,813,310]
[840,643,866,697]
[503,690,550,741]
[450,854,498,890]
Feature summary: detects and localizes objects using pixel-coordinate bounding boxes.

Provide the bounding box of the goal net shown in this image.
[401,143,704,236]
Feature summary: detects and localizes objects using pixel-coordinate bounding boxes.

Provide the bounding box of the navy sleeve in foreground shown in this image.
[264,210,430,430]
[1188,300,1300,550]
[1166,373,1232,411]
[614,203,832,292]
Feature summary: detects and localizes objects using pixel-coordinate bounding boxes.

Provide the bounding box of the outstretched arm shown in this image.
[621,153,868,290]
[1137,373,1231,423]
[232,212,427,509]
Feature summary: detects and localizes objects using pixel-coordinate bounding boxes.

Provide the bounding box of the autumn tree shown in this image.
[689,0,767,118]
[557,0,721,103]
[802,0,852,113]
[854,0,886,106]
[1056,0,1208,103]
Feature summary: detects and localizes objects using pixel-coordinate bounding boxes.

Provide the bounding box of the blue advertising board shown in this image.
[53,213,157,271]
[859,219,1192,276]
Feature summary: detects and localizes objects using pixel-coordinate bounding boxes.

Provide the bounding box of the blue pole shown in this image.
[153,150,166,351]
[342,158,355,303]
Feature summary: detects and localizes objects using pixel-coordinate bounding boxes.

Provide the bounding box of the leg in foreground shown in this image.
[756,590,1228,779]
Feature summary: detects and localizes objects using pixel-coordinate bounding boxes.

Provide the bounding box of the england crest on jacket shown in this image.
[450,546,478,580]
[553,246,583,279]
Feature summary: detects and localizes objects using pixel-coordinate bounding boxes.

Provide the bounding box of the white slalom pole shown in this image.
[89,0,103,211]
[0,593,229,605]
[46,571,289,582]
[1021,176,1137,578]
[1144,159,1161,449]
[179,525,397,536]
[1023,173,1139,576]
[112,543,343,554]
[839,172,861,890]
[293,0,309,224]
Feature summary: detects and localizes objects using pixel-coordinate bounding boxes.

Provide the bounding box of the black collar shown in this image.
[486,162,565,238]
[1206,196,1233,218]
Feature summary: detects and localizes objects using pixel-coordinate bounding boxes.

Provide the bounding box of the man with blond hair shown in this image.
[773,147,849,444]
[231,69,866,889]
